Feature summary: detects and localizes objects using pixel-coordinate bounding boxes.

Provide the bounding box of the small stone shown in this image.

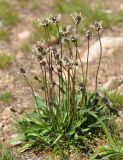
[82,37,123,62]
[117,84,123,93]
[70,152,84,160]
[0,21,3,27]
[0,122,4,129]
[1,137,5,141]
[10,107,16,113]
[120,4,123,10]
[103,9,112,14]
[101,76,123,91]
[2,125,9,132]
[1,107,13,121]
[11,134,22,145]
[18,30,30,40]
[18,109,24,114]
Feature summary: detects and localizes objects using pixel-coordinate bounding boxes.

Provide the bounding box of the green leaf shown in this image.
[90,146,123,160]
[41,127,51,135]
[10,134,23,146]
[27,133,40,138]
[82,128,90,132]
[75,120,82,128]
[62,112,68,124]
[35,96,46,109]
[74,133,79,140]
[69,130,75,136]
[87,110,116,148]
[52,134,62,145]
[89,147,105,160]
[20,143,33,152]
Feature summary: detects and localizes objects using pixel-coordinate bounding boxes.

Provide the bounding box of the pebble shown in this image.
[1,107,13,121]
[0,122,4,129]
[82,37,123,62]
[101,76,123,91]
[18,30,30,40]
[11,134,22,146]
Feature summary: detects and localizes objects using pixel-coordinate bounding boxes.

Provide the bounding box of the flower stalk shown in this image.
[95,30,102,91]
[23,15,103,123]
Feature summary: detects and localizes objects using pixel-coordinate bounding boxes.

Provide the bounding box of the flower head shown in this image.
[85,29,93,39]
[60,25,71,37]
[46,46,57,55]
[72,59,78,66]
[49,80,56,88]
[50,14,61,24]
[20,68,26,74]
[79,82,86,92]
[71,12,85,24]
[38,17,50,27]
[62,57,75,68]
[34,76,39,81]
[40,60,46,66]
[52,47,58,55]
[61,36,70,43]
[71,35,77,43]
[55,53,60,60]
[32,41,45,54]
[90,21,102,31]
[37,55,43,62]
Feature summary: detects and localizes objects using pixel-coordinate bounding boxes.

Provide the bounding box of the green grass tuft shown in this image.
[112,10,123,24]
[0,55,14,69]
[20,43,31,55]
[0,0,18,28]
[0,0,18,42]
[54,0,123,29]
[18,0,41,12]
[0,141,17,160]
[54,0,111,28]
[13,93,115,156]
[0,30,10,42]
[32,22,58,42]
[0,91,13,104]
[104,91,123,108]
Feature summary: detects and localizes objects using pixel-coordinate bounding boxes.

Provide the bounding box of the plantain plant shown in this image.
[12,13,120,159]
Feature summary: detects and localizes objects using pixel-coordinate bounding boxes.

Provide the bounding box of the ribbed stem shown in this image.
[22,74,41,117]
[95,30,102,91]
[40,64,48,107]
[85,38,90,86]
[76,46,84,83]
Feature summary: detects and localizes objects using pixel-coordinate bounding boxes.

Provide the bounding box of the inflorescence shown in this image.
[20,13,103,108]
